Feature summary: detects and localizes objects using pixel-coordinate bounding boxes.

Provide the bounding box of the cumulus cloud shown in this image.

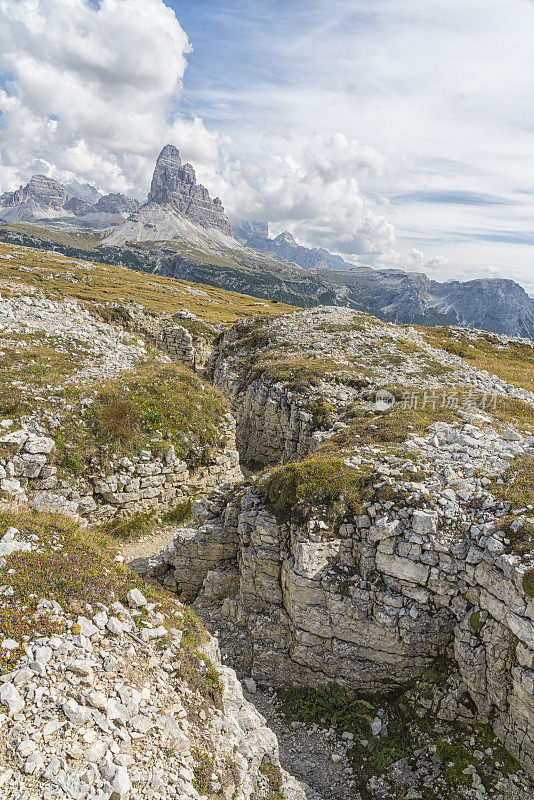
[0,0,218,195]
[216,133,395,256]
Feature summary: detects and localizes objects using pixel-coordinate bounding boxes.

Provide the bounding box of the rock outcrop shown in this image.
[147,145,232,236]
[149,307,534,777]
[92,193,139,215]
[0,519,307,800]
[0,291,241,520]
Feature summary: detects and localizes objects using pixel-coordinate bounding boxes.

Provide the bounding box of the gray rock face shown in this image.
[66,178,102,203]
[229,223,534,339]
[0,176,139,226]
[235,222,351,270]
[0,175,73,220]
[92,192,139,214]
[147,144,233,235]
[63,195,92,216]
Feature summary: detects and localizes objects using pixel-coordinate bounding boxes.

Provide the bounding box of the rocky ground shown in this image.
[0,515,306,800]
[1,281,533,800]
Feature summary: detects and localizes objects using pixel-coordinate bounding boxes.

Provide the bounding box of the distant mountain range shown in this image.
[233,222,352,270]
[0,174,139,227]
[1,146,533,340]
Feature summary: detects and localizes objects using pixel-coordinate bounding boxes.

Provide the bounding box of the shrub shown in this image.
[94,397,141,443]
[102,510,157,540]
[260,457,379,517]
[162,499,193,525]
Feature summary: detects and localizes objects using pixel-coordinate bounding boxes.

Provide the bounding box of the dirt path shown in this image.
[117,527,176,576]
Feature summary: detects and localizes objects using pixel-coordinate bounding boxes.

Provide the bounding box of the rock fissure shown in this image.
[145,307,534,795]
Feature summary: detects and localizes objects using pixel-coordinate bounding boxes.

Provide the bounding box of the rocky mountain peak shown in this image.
[147,144,233,236]
[148,144,183,204]
[0,174,72,210]
[275,231,297,245]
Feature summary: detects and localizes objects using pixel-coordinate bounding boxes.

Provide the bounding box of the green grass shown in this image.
[102,510,158,540]
[278,683,411,789]
[162,498,193,525]
[192,749,215,795]
[0,506,223,703]
[308,398,334,428]
[278,683,375,732]
[522,569,534,598]
[0,508,197,668]
[50,359,228,479]
[247,355,341,393]
[0,333,92,416]
[490,455,534,508]
[260,457,381,518]
[259,757,285,800]
[469,611,484,633]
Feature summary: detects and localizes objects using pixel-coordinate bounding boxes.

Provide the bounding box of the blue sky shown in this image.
[1,0,534,292]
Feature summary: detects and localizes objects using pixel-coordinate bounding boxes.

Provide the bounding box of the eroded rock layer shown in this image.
[150,307,534,777]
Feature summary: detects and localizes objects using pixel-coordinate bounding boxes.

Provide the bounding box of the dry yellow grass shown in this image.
[0,241,297,323]
[416,326,534,394]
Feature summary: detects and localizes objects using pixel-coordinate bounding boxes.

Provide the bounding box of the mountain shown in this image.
[149,144,232,235]
[234,220,352,270]
[0,175,73,221]
[0,174,139,228]
[91,192,139,214]
[104,145,234,248]
[66,178,102,203]
[1,146,533,339]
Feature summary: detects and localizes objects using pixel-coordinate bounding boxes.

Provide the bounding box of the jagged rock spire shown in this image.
[147,144,233,235]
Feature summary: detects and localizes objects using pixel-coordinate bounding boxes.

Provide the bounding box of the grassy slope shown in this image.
[0,507,220,700]
[0,240,297,323]
[246,314,534,519]
[416,325,534,394]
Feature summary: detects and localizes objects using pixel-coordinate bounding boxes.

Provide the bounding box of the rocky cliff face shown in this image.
[92,193,139,215]
[234,222,351,270]
[0,175,74,220]
[0,176,138,227]
[148,307,534,783]
[147,144,233,236]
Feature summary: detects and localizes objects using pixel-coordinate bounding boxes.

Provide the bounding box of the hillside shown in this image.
[0,240,533,800]
[1,143,533,340]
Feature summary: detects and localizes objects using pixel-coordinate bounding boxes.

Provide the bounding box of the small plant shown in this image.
[162,498,193,525]
[278,683,374,734]
[102,510,158,540]
[309,398,334,428]
[469,611,484,634]
[260,457,379,518]
[57,451,86,476]
[259,757,285,800]
[192,749,214,795]
[522,568,534,598]
[95,397,140,443]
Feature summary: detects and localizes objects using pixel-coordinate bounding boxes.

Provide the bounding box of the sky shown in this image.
[0,0,533,292]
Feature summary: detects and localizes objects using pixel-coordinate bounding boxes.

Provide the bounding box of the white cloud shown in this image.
[0,0,217,195]
[181,0,534,290]
[212,133,395,256]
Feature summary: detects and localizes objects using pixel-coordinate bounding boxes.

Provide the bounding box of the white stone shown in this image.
[412,510,438,536]
[126,588,147,608]
[63,698,90,726]
[0,682,24,714]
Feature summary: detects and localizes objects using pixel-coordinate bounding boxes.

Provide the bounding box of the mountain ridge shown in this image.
[1,146,533,339]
